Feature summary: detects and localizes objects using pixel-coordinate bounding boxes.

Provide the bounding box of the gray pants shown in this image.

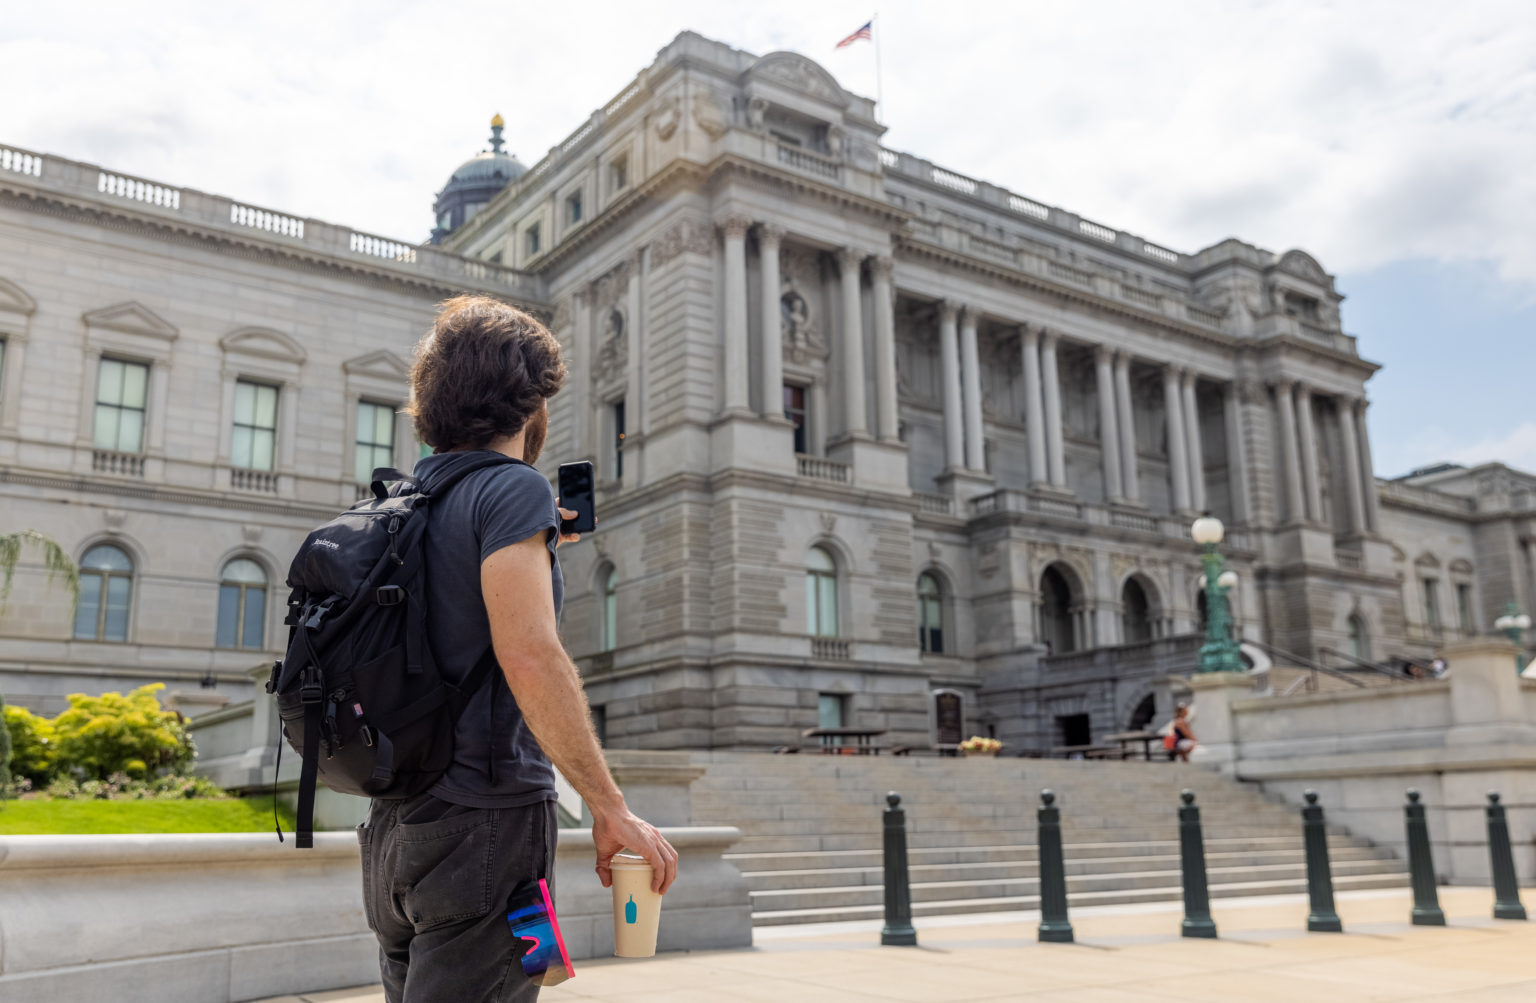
[358,792,558,1003]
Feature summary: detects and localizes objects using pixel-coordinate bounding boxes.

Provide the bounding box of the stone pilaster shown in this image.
[757,224,784,421]
[870,256,899,441]
[1022,326,1048,487]
[1275,380,1306,524]
[1296,382,1323,522]
[1337,396,1367,534]
[1163,366,1191,513]
[1094,346,1122,501]
[836,247,868,437]
[960,308,985,471]
[1040,332,1066,488]
[718,214,751,415]
[1182,369,1206,513]
[1222,383,1251,523]
[1114,351,1140,502]
[938,301,964,469]
[1356,399,1381,532]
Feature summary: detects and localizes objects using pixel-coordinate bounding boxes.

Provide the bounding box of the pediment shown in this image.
[1449,558,1475,575]
[1414,552,1441,569]
[746,52,851,107]
[1276,249,1329,285]
[0,277,37,316]
[343,349,410,379]
[82,301,178,340]
[220,326,307,363]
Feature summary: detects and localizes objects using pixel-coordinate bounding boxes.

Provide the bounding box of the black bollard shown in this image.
[1302,790,1343,932]
[1486,792,1528,921]
[1179,790,1217,938]
[1037,788,1074,943]
[881,791,918,946]
[1404,789,1446,926]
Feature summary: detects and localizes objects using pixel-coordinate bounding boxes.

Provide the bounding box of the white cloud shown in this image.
[2,0,1532,293]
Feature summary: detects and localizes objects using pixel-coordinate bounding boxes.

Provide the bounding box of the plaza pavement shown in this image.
[261,886,1536,1002]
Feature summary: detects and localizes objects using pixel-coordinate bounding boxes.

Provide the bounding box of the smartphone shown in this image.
[506,878,573,987]
[557,461,596,535]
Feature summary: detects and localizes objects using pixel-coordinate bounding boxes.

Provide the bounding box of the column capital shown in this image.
[959,305,980,330]
[756,222,786,247]
[870,255,895,280]
[1094,344,1114,364]
[938,300,961,324]
[1272,377,1295,394]
[716,213,752,238]
[836,246,867,269]
[1039,329,1059,349]
[1020,324,1040,347]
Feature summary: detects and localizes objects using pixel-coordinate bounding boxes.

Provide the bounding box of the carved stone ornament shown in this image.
[826,124,845,162]
[650,220,714,269]
[692,90,728,138]
[594,308,628,387]
[242,524,264,544]
[654,96,681,141]
[103,509,126,530]
[551,297,571,333]
[594,259,633,313]
[753,53,846,105]
[927,540,942,559]
[1277,249,1329,285]
[781,284,827,364]
[820,512,837,534]
[747,97,768,132]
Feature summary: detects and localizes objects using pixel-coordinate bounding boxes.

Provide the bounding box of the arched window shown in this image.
[1040,565,1076,654]
[1348,614,1370,663]
[217,558,268,650]
[917,572,945,654]
[806,546,839,637]
[600,566,618,652]
[75,544,133,642]
[1121,577,1153,644]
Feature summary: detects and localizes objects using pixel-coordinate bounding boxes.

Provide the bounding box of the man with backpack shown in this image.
[278,295,676,1001]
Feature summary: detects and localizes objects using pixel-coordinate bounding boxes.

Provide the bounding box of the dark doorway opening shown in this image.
[1128,694,1156,731]
[1057,713,1091,747]
[1122,578,1153,643]
[1041,566,1076,654]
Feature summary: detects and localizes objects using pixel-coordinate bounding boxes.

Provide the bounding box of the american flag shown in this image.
[835,21,873,48]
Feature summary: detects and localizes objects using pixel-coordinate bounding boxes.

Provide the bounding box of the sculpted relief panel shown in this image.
[779,246,828,366]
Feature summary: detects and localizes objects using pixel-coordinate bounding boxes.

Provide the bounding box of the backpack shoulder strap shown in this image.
[417,452,529,500]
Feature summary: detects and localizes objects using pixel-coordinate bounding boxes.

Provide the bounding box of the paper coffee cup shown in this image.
[610,851,663,957]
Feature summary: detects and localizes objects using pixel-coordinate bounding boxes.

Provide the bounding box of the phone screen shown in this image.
[558,461,596,535]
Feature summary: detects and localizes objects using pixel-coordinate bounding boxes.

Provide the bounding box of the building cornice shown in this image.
[0,465,343,523]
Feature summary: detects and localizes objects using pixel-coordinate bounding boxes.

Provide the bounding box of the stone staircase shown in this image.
[687,753,1406,927]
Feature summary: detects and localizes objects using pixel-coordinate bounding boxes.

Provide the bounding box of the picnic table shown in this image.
[802,727,888,754]
[1050,743,1123,760]
[1103,730,1163,761]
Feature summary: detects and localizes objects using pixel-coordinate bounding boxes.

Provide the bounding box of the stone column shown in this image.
[836,248,868,437]
[1040,332,1066,488]
[1021,327,1048,486]
[1163,366,1191,513]
[938,302,964,470]
[719,215,751,415]
[1337,397,1367,533]
[870,256,900,441]
[1114,352,1140,502]
[1355,399,1381,532]
[960,308,985,471]
[1275,380,1306,524]
[1222,384,1251,523]
[1296,383,1323,521]
[757,224,784,420]
[1182,370,1206,512]
[1094,347,1122,501]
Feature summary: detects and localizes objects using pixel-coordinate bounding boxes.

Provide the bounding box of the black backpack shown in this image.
[266,452,523,847]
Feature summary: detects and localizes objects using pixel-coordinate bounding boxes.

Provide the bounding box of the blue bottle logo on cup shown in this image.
[625,895,637,924]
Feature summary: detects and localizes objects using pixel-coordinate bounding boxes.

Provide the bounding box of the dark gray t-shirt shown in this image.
[413,450,563,809]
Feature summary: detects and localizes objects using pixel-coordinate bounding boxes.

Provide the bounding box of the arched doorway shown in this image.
[1040,565,1077,654]
[1121,577,1154,644]
[1128,693,1157,731]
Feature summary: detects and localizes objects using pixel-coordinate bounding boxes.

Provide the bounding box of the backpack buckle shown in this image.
[375,585,405,607]
[299,666,324,705]
[265,660,282,694]
[304,599,337,630]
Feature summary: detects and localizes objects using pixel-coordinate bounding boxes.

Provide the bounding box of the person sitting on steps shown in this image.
[1170,703,1197,762]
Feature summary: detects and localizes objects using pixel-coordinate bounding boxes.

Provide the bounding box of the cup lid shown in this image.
[610,851,652,869]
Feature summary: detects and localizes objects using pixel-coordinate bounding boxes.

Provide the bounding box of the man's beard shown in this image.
[522,404,548,465]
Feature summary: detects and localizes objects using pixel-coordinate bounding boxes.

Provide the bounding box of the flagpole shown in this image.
[873,11,884,123]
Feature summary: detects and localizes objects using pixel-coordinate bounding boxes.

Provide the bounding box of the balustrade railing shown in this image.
[349,231,417,263]
[1078,219,1116,243]
[1008,194,1049,220]
[230,203,304,239]
[1110,509,1157,533]
[811,637,851,661]
[231,468,279,493]
[914,492,953,515]
[1048,261,1095,286]
[796,454,849,483]
[776,143,840,180]
[1,146,43,177]
[1121,285,1163,309]
[92,450,144,477]
[98,171,180,210]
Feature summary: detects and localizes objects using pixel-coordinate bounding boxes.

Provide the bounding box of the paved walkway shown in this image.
[264,887,1536,1002]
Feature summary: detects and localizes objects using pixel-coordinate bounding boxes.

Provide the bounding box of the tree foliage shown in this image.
[0,529,79,609]
[3,705,56,787]
[48,684,194,780]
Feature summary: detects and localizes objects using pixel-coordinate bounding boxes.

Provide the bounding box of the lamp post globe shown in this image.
[1217,570,1239,590]
[1191,515,1224,546]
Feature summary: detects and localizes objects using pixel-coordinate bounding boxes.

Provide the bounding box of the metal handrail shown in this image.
[1318,645,1428,682]
[1243,639,1368,690]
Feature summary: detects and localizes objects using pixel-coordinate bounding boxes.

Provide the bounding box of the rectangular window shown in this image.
[612,399,626,480]
[610,156,628,192]
[1456,583,1474,634]
[1422,578,1441,630]
[525,224,541,256]
[817,693,847,731]
[783,384,807,454]
[232,379,279,471]
[354,400,397,485]
[93,358,149,453]
[566,191,583,225]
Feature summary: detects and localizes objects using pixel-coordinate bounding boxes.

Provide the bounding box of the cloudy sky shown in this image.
[3,1,1532,477]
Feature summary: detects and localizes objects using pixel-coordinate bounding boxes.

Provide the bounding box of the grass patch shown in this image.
[0,796,296,835]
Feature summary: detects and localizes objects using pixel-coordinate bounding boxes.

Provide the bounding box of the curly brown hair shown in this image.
[408,295,566,452]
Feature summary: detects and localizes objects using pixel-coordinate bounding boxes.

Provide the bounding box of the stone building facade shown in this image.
[2,31,1531,753]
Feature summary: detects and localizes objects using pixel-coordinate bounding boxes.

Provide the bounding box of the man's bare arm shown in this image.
[482,533,678,893]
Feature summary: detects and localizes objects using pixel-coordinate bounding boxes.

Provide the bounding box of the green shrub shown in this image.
[3,705,57,787]
[49,684,194,781]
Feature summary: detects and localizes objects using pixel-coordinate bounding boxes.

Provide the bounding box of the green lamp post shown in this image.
[1192,513,1244,673]
[1493,600,1531,675]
